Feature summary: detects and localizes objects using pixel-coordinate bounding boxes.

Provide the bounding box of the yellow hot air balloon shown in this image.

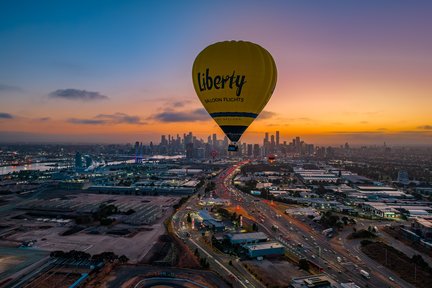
[192,40,277,151]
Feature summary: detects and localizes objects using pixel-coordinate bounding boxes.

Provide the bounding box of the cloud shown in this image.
[68,113,146,125]
[256,110,276,120]
[266,123,290,127]
[0,84,22,93]
[0,112,14,119]
[330,131,384,134]
[95,113,145,125]
[152,108,209,122]
[68,118,106,125]
[49,89,108,101]
[171,100,192,108]
[418,125,432,130]
[38,117,51,121]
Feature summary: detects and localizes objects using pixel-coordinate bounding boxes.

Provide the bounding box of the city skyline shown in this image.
[1,1,432,145]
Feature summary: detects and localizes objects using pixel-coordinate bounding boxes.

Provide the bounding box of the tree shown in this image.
[299,259,309,271]
[124,209,135,215]
[187,213,192,223]
[118,255,129,263]
[231,212,237,222]
[252,222,258,232]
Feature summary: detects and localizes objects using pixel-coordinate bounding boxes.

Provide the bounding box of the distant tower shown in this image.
[134,141,140,163]
[84,155,92,168]
[139,142,143,163]
[186,143,194,159]
[212,134,217,146]
[276,131,280,147]
[75,152,83,171]
[397,170,409,184]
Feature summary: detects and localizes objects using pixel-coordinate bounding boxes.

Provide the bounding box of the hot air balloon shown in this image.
[192,41,277,151]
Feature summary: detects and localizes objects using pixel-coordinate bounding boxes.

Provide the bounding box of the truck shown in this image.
[322,228,333,237]
[360,269,370,279]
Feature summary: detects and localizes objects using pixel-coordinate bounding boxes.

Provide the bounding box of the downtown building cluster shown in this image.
[132,131,337,161]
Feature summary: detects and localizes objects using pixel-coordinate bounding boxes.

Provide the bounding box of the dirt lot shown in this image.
[0,247,48,281]
[361,240,432,288]
[25,272,81,288]
[2,194,180,263]
[243,258,308,287]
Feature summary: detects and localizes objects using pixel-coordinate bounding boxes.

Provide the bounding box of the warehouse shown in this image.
[225,232,268,245]
[246,242,284,258]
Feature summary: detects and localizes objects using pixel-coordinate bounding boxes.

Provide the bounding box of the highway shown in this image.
[171,183,264,288]
[216,161,414,288]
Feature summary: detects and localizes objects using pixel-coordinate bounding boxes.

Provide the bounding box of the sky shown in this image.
[0,0,431,146]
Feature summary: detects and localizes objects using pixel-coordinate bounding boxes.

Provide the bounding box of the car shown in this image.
[388,276,395,282]
[244,280,250,284]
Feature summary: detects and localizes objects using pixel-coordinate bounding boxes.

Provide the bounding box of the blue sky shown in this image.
[1,1,432,145]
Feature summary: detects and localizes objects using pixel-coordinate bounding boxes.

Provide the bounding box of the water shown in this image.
[0,162,68,175]
[0,155,184,175]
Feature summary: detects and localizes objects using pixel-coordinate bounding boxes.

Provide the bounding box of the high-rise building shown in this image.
[247,144,253,156]
[212,134,217,146]
[276,131,280,147]
[397,170,409,184]
[186,143,194,159]
[134,141,140,162]
[161,135,168,146]
[84,155,92,168]
[75,152,83,171]
[253,144,260,157]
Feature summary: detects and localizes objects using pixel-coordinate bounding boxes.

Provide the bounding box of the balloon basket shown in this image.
[228,144,238,152]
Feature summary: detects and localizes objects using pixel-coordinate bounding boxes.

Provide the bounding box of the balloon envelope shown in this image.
[192,41,277,142]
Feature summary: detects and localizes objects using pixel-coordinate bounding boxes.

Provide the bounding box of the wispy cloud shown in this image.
[331,130,384,134]
[68,113,145,125]
[0,84,22,93]
[256,110,276,120]
[49,89,108,101]
[0,112,14,119]
[418,125,432,130]
[68,118,106,125]
[152,108,209,122]
[171,100,192,108]
[95,113,144,124]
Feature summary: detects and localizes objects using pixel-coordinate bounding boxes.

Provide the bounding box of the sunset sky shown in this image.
[1,1,431,145]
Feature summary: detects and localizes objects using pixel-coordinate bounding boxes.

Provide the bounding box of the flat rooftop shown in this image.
[246,242,284,251]
[227,232,268,241]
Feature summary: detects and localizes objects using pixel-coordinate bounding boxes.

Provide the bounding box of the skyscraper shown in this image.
[212,134,217,146]
[276,131,280,147]
[75,152,83,171]
[134,141,140,163]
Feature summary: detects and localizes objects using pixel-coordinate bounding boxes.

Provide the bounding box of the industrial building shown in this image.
[246,242,284,258]
[290,274,338,288]
[225,232,268,245]
[197,210,226,232]
[294,168,339,183]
